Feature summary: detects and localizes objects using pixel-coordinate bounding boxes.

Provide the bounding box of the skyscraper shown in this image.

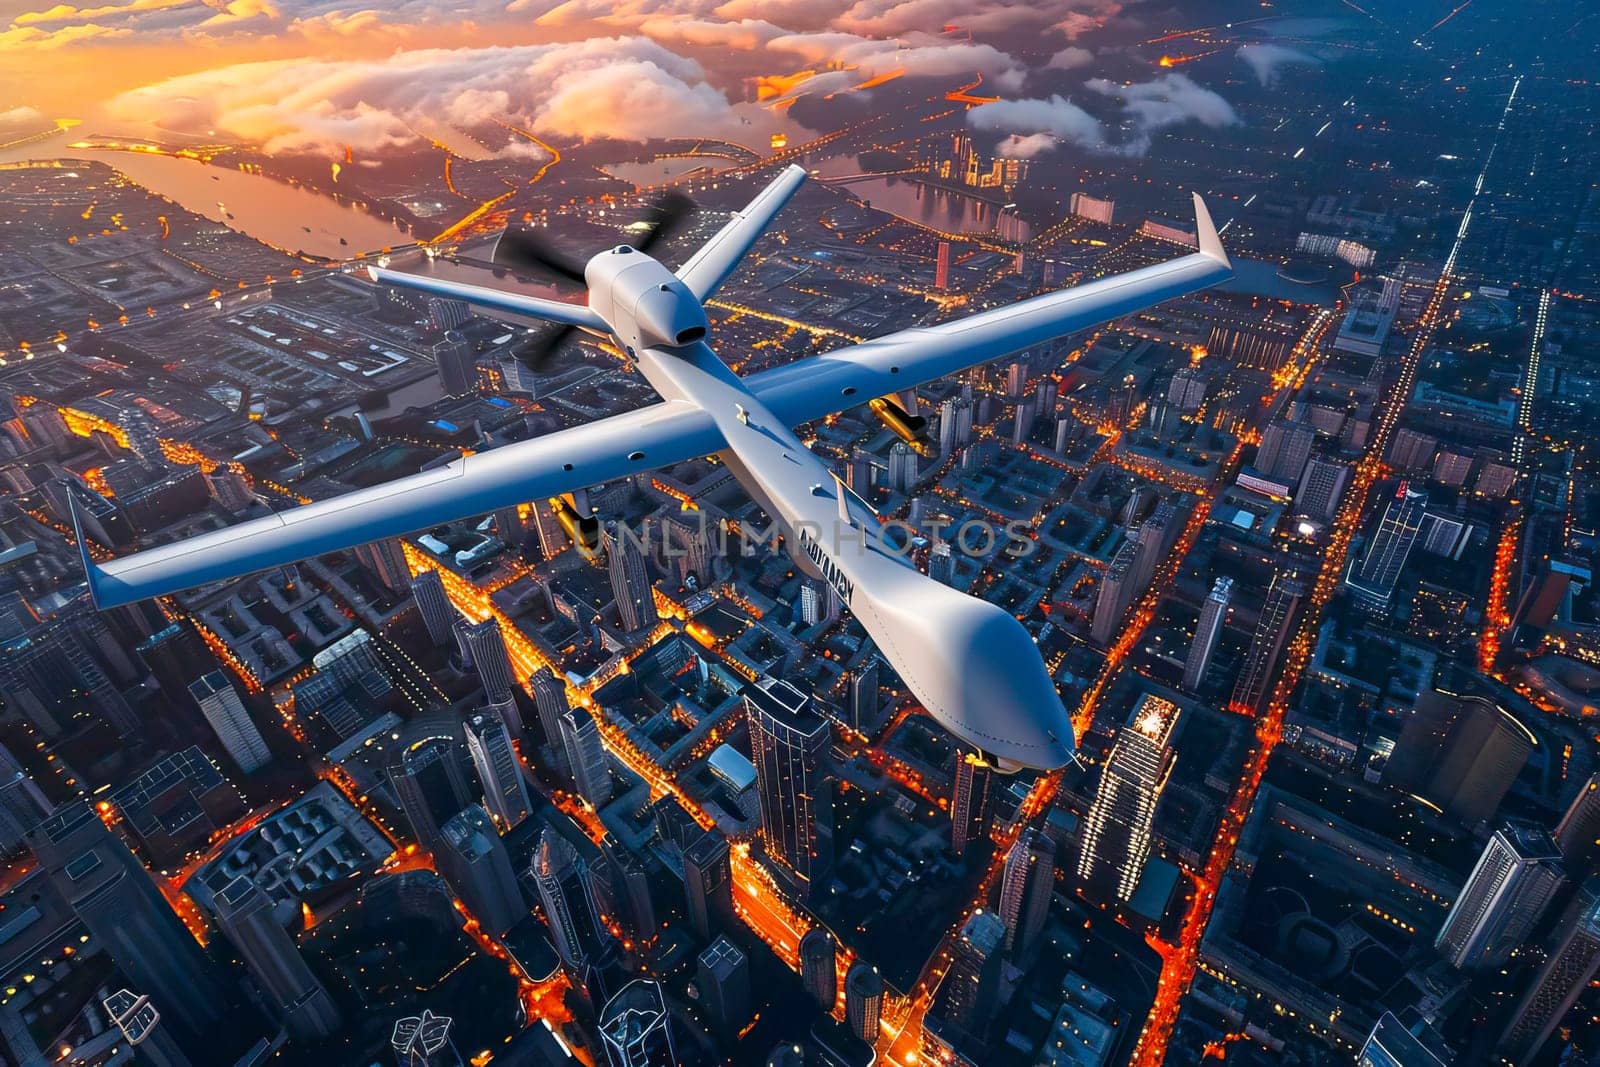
[0,742,50,854]
[848,658,881,735]
[1076,695,1181,903]
[697,937,750,1035]
[1347,483,1428,609]
[684,828,734,940]
[1293,457,1353,522]
[528,668,571,755]
[1229,570,1306,714]
[532,828,609,972]
[1000,827,1057,957]
[845,961,884,1044]
[1358,1012,1452,1067]
[1254,419,1316,483]
[606,521,658,633]
[745,678,833,898]
[464,712,530,830]
[1091,538,1142,647]
[436,804,527,936]
[936,910,1005,1039]
[559,705,614,809]
[1498,879,1600,1064]
[934,240,951,290]
[211,875,342,1042]
[28,802,228,1038]
[799,928,838,1012]
[927,540,955,586]
[1554,773,1600,868]
[1182,577,1232,693]
[950,751,993,855]
[433,330,478,396]
[353,537,412,595]
[598,980,677,1067]
[1435,821,1564,970]
[454,618,519,729]
[188,671,271,774]
[390,736,475,853]
[411,569,457,648]
[887,441,918,494]
[1382,685,1537,828]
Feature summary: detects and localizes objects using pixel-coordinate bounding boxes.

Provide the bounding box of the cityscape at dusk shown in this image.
[0,0,1597,1065]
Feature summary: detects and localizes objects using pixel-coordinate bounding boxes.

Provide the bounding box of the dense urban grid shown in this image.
[0,1,1596,1065]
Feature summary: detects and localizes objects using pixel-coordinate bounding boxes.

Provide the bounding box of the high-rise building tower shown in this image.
[598,980,677,1067]
[0,743,49,855]
[390,737,475,853]
[1091,538,1142,647]
[1498,879,1600,1064]
[950,751,993,855]
[1435,821,1565,970]
[696,937,751,1035]
[1358,1012,1452,1067]
[392,1008,462,1067]
[846,962,884,1044]
[464,713,530,831]
[28,803,228,1038]
[935,240,952,290]
[559,705,614,809]
[433,331,478,397]
[927,540,955,586]
[188,671,271,774]
[606,522,659,633]
[745,678,833,898]
[411,569,458,648]
[436,804,526,936]
[936,910,1005,1039]
[1182,578,1232,693]
[848,658,881,735]
[1347,483,1428,609]
[799,928,838,1012]
[1555,773,1600,868]
[528,668,571,751]
[102,988,191,1067]
[454,618,519,727]
[887,441,918,494]
[1382,684,1537,827]
[1255,419,1316,483]
[353,538,412,595]
[212,875,342,1042]
[532,828,608,972]
[1293,457,1353,522]
[1076,695,1181,903]
[684,828,734,940]
[1000,827,1057,957]
[1229,571,1306,714]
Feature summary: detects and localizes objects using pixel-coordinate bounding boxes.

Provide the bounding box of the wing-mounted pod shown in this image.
[551,493,603,562]
[868,396,936,458]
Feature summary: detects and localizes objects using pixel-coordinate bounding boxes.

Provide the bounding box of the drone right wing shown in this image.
[75,401,724,609]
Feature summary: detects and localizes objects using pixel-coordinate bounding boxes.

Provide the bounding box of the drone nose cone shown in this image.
[957,606,1076,769]
[633,281,710,348]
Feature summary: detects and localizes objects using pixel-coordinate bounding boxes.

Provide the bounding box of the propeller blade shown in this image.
[492,226,587,285]
[514,323,577,368]
[633,192,696,256]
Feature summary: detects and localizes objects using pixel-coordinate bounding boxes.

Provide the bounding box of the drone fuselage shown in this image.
[605,250,1074,772]
[585,245,710,352]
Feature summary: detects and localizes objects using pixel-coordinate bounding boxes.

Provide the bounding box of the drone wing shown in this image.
[74,402,724,609]
[746,193,1233,426]
[676,165,808,301]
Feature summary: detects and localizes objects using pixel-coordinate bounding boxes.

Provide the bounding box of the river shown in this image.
[0,130,409,259]
[809,153,1009,236]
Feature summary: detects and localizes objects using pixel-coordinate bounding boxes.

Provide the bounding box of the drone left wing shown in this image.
[75,401,724,609]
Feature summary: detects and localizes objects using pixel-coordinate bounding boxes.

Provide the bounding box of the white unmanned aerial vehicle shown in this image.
[74,166,1232,772]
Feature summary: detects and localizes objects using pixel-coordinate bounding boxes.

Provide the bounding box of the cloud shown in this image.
[1047,45,1092,69]
[1084,73,1237,152]
[104,38,771,155]
[12,0,189,26]
[995,132,1057,158]
[967,94,1104,150]
[0,21,130,49]
[1236,43,1319,87]
[0,106,47,128]
[769,31,1027,91]
[636,15,785,49]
